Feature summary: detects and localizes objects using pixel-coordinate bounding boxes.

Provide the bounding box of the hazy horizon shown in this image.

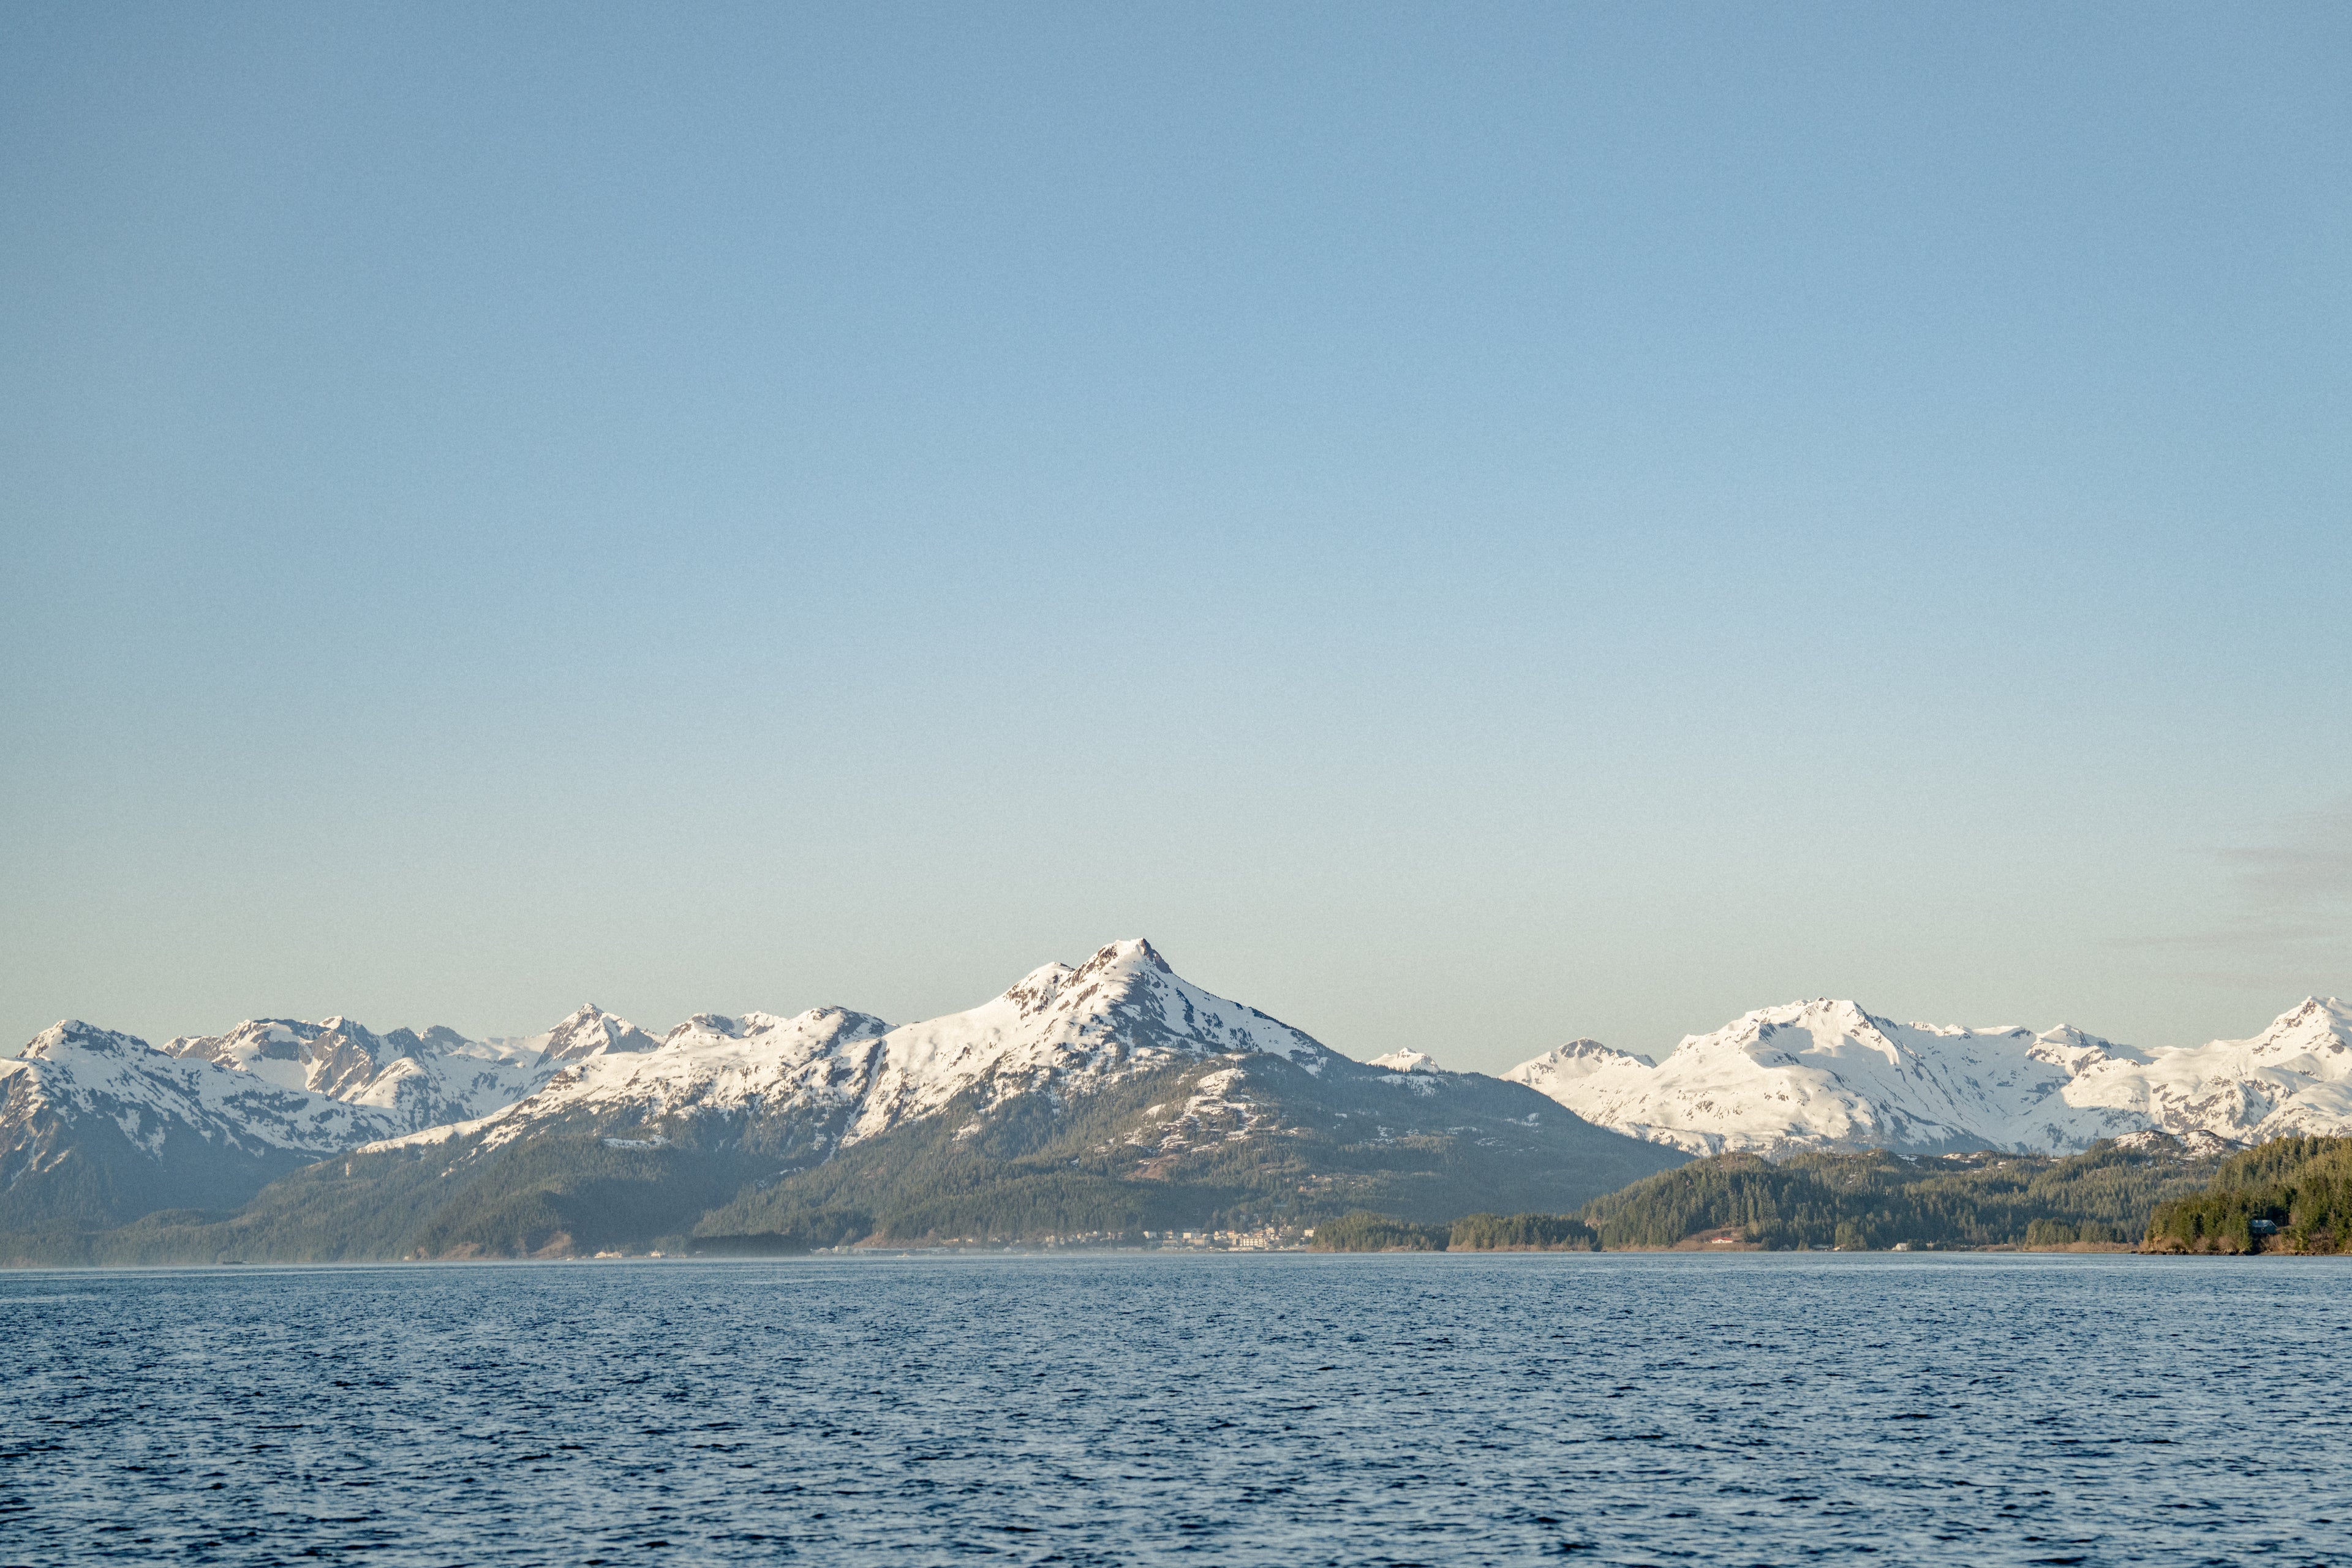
[5,5,2346,1072]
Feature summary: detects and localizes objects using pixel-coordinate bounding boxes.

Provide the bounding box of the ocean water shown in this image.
[2,1254,2346,1566]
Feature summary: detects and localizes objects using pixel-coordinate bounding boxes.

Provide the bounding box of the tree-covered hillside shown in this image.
[1576,1140,2220,1251]
[2144,1136,2352,1254]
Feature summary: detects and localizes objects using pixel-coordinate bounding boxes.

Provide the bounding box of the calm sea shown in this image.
[2,1254,2345,1566]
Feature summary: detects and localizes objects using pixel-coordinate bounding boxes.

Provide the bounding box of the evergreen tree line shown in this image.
[1572,1142,2218,1251]
[1309,1210,1599,1251]
[2143,1136,2352,1254]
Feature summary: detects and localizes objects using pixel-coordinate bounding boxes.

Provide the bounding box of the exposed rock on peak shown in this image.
[536,1004,661,1066]
[24,1021,150,1060]
[1004,963,1077,1015]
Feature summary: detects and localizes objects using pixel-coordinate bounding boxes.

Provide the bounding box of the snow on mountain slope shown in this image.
[532,1005,663,1066]
[9,1022,399,1156]
[0,1022,407,1227]
[443,1006,895,1153]
[2057,997,2352,1144]
[1369,1049,1441,1073]
[848,938,1334,1140]
[10,1020,399,1152]
[1506,997,2352,1156]
[374,939,1344,1155]
[1506,1039,1655,1092]
[164,1008,650,1133]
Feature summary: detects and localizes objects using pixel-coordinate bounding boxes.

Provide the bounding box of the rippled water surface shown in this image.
[4,1254,2348,1565]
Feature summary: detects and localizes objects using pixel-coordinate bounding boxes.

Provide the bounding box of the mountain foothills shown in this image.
[0,941,1679,1262]
[2,946,2344,1263]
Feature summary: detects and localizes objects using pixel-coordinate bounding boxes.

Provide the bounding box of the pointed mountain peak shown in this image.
[2239,996,2352,1056]
[311,1016,387,1051]
[541,1003,659,1064]
[1000,940,1177,1016]
[1369,1048,1441,1073]
[1080,937,1172,975]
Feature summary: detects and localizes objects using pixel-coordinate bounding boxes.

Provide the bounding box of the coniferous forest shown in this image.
[2143,1137,2352,1253]
[1574,1142,2220,1251]
[1309,1210,1599,1251]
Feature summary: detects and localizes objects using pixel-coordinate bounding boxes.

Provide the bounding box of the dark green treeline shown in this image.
[2145,1137,2352,1254]
[1576,1142,2217,1251]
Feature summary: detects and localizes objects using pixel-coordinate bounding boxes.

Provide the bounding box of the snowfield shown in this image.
[1506,996,2352,1156]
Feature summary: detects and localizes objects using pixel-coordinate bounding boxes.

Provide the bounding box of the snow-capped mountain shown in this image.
[337,938,1681,1259]
[533,1005,663,1066]
[1,1001,674,1235]
[0,1022,402,1228]
[440,1005,897,1155]
[0,942,1694,1257]
[1506,996,2352,1157]
[850,938,1333,1138]
[162,1006,652,1132]
[162,1016,537,1133]
[2058,997,2352,1144]
[387,938,1343,1155]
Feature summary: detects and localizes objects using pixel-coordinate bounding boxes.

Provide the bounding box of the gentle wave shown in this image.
[3,1253,2345,1565]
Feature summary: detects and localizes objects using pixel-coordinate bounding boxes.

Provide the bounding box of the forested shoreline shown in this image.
[2144,1137,2352,1254]
[1313,1136,2352,1256]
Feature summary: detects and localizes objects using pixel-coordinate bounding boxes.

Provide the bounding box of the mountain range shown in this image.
[1501,996,2352,1156]
[5,946,2345,1260]
[0,940,1678,1260]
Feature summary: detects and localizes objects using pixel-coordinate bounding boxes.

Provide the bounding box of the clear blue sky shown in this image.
[3,3,2346,1068]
